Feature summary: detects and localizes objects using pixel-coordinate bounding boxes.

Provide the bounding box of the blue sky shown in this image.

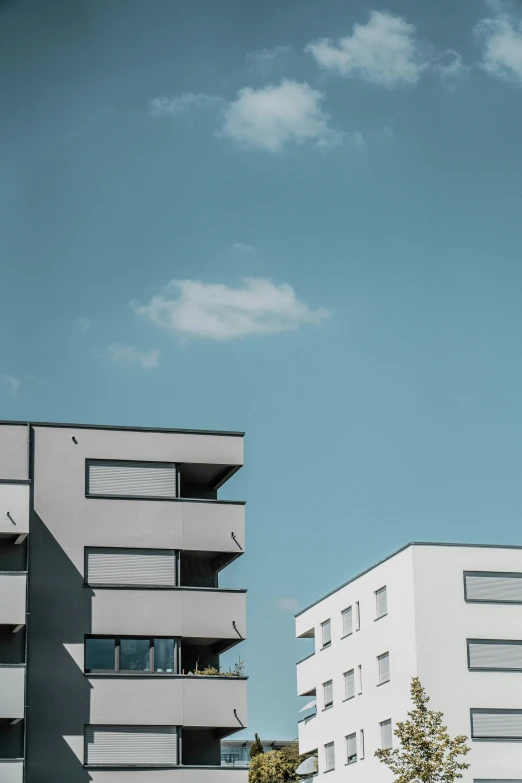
[3,0,522,740]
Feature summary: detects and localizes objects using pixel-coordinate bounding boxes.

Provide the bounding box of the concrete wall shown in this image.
[0,760,24,783]
[0,574,26,626]
[0,485,29,537]
[0,425,28,481]
[88,768,248,783]
[0,665,25,719]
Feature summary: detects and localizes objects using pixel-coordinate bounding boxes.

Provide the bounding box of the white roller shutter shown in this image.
[86,548,176,586]
[376,587,387,618]
[324,742,335,772]
[321,619,331,648]
[465,572,522,603]
[87,461,177,499]
[323,680,333,708]
[344,670,355,700]
[346,733,357,764]
[84,726,178,766]
[471,710,522,739]
[380,719,392,749]
[342,607,353,637]
[378,652,390,684]
[469,640,522,670]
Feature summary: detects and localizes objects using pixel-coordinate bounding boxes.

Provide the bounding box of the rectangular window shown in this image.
[344,669,355,700]
[359,729,365,760]
[85,637,176,673]
[86,460,177,499]
[468,639,522,671]
[84,725,178,766]
[85,547,176,587]
[465,571,522,604]
[375,586,387,618]
[355,601,361,630]
[324,742,335,772]
[357,664,363,694]
[380,719,392,749]
[323,680,333,709]
[346,733,357,764]
[378,652,390,685]
[342,606,353,637]
[321,619,331,649]
[471,709,522,740]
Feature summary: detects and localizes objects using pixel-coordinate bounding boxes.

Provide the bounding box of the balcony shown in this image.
[0,485,29,541]
[88,675,247,731]
[297,652,316,698]
[0,574,26,630]
[0,760,23,783]
[91,588,246,647]
[298,713,319,756]
[87,767,248,782]
[0,665,25,720]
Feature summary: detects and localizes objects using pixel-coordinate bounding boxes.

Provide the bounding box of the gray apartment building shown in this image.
[0,420,248,783]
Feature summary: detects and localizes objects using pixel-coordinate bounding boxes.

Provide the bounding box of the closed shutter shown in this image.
[469,640,522,670]
[342,607,353,636]
[346,733,357,763]
[378,652,390,684]
[323,680,333,708]
[376,587,387,618]
[324,742,335,772]
[84,726,178,766]
[344,670,355,700]
[87,461,177,499]
[471,710,522,739]
[321,619,331,648]
[381,720,392,749]
[86,548,176,586]
[465,572,522,603]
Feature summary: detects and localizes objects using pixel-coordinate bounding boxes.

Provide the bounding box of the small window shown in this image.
[375,586,387,619]
[321,619,332,649]
[355,601,361,631]
[324,742,335,772]
[378,652,390,685]
[341,606,353,637]
[344,669,355,700]
[85,637,176,673]
[346,733,357,764]
[359,729,365,760]
[380,719,393,749]
[85,638,116,671]
[357,664,363,694]
[323,680,333,709]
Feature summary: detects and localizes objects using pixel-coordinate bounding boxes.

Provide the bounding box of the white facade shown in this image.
[296,543,522,782]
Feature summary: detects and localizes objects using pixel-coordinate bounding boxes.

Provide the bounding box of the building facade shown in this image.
[0,420,248,783]
[296,542,522,782]
[221,738,298,766]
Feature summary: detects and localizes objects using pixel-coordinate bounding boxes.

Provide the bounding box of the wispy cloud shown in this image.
[107,343,160,369]
[433,49,469,87]
[75,317,92,332]
[276,597,301,613]
[2,374,21,394]
[150,92,223,118]
[476,6,522,84]
[229,242,255,256]
[246,45,292,68]
[220,79,344,152]
[131,277,329,341]
[2,374,47,395]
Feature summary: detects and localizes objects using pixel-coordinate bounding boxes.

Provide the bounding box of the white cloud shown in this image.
[276,597,301,613]
[476,9,522,83]
[107,343,160,369]
[433,49,469,87]
[229,242,255,255]
[2,374,21,394]
[150,92,223,118]
[246,45,291,68]
[75,317,92,332]
[220,79,344,152]
[131,277,329,341]
[306,11,426,87]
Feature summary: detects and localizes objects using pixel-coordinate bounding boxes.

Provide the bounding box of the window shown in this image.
[344,669,355,700]
[323,680,333,709]
[471,709,522,740]
[324,742,335,772]
[86,460,177,499]
[357,664,363,694]
[355,601,361,631]
[380,719,393,749]
[85,637,176,673]
[341,606,353,637]
[468,639,522,671]
[321,619,331,649]
[465,571,522,604]
[346,733,357,764]
[84,725,178,766]
[85,547,176,587]
[378,652,390,685]
[375,586,387,619]
[359,729,365,760]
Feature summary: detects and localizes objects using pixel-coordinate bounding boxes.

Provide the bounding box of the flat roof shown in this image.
[295,541,522,617]
[0,420,244,437]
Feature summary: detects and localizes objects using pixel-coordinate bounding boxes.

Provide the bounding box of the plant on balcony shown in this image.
[250,733,264,760]
[375,677,470,782]
[190,660,246,677]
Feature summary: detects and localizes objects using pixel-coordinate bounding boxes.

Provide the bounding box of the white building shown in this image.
[296,542,522,782]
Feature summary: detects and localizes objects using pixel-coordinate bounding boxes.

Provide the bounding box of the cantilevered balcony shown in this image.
[0,760,24,783]
[0,485,29,543]
[0,574,26,632]
[0,664,25,721]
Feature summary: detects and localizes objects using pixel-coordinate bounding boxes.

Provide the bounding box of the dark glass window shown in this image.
[154,638,175,672]
[85,637,176,673]
[120,639,151,671]
[85,638,116,671]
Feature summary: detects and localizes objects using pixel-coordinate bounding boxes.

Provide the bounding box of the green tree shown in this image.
[249,743,309,783]
[249,734,264,761]
[375,677,470,783]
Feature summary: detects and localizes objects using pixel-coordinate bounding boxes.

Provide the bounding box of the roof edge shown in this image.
[0,420,244,437]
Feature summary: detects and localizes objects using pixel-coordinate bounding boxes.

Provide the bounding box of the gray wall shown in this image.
[0,575,26,626]
[0,760,24,782]
[0,426,28,481]
[0,665,25,719]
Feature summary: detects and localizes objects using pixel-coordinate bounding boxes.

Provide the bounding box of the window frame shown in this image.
[377,651,390,685]
[355,601,361,631]
[85,459,178,501]
[323,679,334,710]
[324,741,335,772]
[321,619,332,649]
[341,605,353,638]
[380,719,393,749]
[357,664,363,694]
[375,586,388,619]
[464,571,522,605]
[85,635,178,674]
[346,732,357,765]
[467,638,522,672]
[343,668,355,701]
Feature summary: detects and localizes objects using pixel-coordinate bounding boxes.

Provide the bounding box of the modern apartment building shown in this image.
[0,420,248,783]
[296,542,522,782]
